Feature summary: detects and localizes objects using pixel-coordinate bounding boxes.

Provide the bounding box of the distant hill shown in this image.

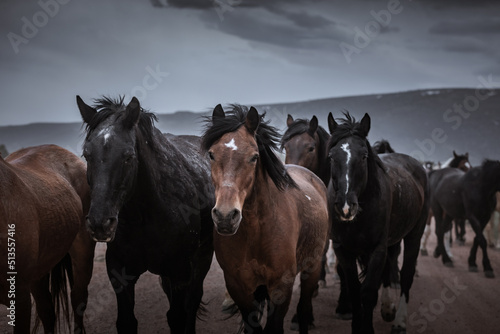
[0,88,498,166]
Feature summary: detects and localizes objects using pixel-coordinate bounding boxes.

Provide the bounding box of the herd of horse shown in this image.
[1,96,499,334]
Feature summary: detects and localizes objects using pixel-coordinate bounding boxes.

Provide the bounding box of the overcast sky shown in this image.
[1,0,499,125]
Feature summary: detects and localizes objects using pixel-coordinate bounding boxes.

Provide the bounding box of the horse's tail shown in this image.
[33,253,74,334]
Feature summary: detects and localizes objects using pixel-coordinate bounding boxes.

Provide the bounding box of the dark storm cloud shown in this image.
[430,19,500,35]
[200,8,343,52]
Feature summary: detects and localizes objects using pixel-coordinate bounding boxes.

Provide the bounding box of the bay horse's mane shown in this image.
[82,95,162,154]
[201,104,297,191]
[326,112,385,171]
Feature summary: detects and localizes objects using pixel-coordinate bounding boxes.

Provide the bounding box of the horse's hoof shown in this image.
[485,270,495,278]
[391,325,406,334]
[420,249,428,256]
[444,261,454,268]
[335,312,353,320]
[469,265,479,272]
[318,280,326,288]
[290,314,315,331]
[433,249,440,258]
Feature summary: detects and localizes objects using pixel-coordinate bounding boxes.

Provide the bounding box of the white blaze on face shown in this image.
[224,138,238,151]
[97,128,112,145]
[341,143,351,215]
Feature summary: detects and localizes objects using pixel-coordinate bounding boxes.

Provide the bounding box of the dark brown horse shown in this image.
[202,105,329,334]
[429,159,500,278]
[0,144,95,333]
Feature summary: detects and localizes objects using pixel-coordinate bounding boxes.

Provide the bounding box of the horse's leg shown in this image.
[433,206,454,266]
[334,247,361,334]
[335,263,353,319]
[419,217,431,256]
[392,224,424,333]
[359,248,387,334]
[380,243,399,322]
[318,238,329,288]
[164,241,213,334]
[226,281,265,334]
[30,275,55,333]
[264,279,294,334]
[455,218,466,245]
[14,285,32,334]
[69,230,96,334]
[293,262,324,334]
[467,216,494,278]
[106,249,141,334]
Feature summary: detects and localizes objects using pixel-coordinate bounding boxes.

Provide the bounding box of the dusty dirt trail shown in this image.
[2,223,500,333]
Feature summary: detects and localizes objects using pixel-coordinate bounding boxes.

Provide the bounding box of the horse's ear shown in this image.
[286,114,294,127]
[453,150,458,158]
[465,152,469,158]
[358,113,371,137]
[327,112,337,134]
[76,95,97,124]
[123,97,141,129]
[246,107,260,134]
[212,104,225,121]
[308,115,318,136]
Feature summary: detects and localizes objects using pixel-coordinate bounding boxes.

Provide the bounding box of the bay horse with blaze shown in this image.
[0,144,95,333]
[201,105,329,334]
[327,112,429,333]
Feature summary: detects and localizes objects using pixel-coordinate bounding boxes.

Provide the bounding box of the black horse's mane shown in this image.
[82,96,161,154]
[201,104,297,191]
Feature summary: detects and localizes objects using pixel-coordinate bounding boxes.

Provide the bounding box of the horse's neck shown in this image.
[361,157,385,202]
[134,137,180,205]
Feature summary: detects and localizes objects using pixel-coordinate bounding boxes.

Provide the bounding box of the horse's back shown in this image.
[1,145,84,280]
[380,153,429,242]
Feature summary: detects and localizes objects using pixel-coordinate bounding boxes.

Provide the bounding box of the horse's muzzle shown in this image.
[211,207,242,236]
[86,216,118,242]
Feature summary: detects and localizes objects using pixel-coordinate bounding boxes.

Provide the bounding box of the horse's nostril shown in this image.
[231,209,240,221]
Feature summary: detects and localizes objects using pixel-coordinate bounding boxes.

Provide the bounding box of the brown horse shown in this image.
[0,145,95,333]
[201,105,329,334]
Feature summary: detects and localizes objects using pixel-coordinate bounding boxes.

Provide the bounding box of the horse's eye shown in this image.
[250,154,259,163]
[124,155,135,165]
[362,153,368,160]
[308,146,315,152]
[208,151,215,161]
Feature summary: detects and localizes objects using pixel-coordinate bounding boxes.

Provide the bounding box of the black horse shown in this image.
[327,112,429,333]
[372,139,395,154]
[77,96,214,333]
[429,159,500,278]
